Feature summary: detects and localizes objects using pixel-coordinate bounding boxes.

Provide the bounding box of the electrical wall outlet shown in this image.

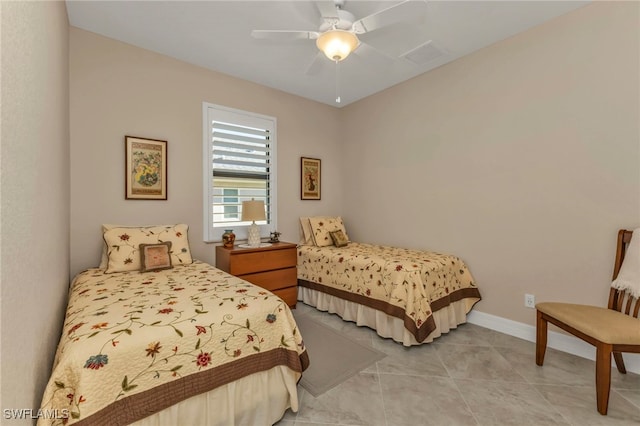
[524,293,536,308]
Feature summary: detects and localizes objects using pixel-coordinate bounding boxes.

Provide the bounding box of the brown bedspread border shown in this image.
[75,348,309,426]
[298,279,481,342]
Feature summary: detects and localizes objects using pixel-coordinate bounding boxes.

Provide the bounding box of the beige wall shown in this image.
[69,28,343,276]
[1,0,70,417]
[341,1,640,326]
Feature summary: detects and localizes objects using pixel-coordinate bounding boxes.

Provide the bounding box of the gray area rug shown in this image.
[294,313,386,397]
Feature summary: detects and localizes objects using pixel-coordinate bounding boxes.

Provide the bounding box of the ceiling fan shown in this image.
[251,0,428,70]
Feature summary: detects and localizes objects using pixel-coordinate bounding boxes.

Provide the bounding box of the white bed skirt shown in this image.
[132,365,300,426]
[299,286,470,346]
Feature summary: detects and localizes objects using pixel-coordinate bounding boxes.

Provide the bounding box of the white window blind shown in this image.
[203,103,277,242]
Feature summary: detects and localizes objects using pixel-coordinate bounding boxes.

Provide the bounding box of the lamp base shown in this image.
[247,222,261,247]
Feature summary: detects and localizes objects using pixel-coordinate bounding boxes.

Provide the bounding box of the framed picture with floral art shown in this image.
[125,136,167,200]
[301,157,321,200]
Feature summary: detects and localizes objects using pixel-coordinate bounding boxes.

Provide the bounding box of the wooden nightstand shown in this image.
[216,242,298,308]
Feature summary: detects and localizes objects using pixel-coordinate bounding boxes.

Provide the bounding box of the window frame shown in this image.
[202,102,277,243]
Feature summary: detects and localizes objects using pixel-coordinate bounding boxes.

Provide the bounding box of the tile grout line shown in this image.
[613,388,640,411]
[493,343,574,426]
[434,344,481,425]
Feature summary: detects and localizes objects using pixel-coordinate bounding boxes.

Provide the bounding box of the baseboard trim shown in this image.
[467,310,640,375]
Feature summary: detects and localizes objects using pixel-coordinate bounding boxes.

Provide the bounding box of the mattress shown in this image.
[38,260,308,425]
[297,243,481,344]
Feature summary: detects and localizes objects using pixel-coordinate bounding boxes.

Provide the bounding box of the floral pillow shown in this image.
[99,223,169,269]
[99,224,122,269]
[307,216,349,247]
[103,224,192,273]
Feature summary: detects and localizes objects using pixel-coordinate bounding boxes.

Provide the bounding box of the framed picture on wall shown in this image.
[301,157,321,200]
[125,136,168,200]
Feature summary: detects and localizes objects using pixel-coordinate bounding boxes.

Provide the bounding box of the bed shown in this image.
[38,224,308,426]
[297,216,481,346]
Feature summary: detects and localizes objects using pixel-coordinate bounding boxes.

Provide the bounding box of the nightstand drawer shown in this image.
[229,248,296,275]
[215,242,298,308]
[241,267,297,291]
[271,286,298,307]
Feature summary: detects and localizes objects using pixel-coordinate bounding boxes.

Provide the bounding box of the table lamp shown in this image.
[241,199,266,247]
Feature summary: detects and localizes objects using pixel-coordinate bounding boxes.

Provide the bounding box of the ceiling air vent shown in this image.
[400,41,446,66]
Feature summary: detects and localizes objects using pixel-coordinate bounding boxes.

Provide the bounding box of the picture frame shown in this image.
[125,136,167,200]
[301,157,321,200]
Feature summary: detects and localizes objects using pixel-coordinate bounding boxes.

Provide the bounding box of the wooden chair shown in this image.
[536,229,640,415]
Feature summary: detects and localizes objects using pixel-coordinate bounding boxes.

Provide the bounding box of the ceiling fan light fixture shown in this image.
[316,29,359,62]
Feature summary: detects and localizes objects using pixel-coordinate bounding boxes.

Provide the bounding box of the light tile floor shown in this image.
[276,303,640,426]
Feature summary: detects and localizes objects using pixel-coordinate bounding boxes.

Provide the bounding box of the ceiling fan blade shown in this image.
[352,42,395,69]
[355,42,394,61]
[315,1,338,19]
[352,1,427,34]
[305,52,326,75]
[251,30,319,41]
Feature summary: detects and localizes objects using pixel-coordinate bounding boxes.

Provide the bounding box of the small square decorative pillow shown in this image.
[330,230,349,248]
[307,216,349,247]
[140,242,173,272]
[103,224,192,273]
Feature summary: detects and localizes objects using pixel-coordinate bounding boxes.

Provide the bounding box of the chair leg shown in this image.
[595,342,612,415]
[536,310,547,366]
[613,351,627,374]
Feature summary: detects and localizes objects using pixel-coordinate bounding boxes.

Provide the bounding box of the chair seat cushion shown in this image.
[536,302,640,345]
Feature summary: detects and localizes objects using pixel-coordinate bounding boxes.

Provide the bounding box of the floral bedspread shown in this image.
[298,243,481,342]
[39,261,307,426]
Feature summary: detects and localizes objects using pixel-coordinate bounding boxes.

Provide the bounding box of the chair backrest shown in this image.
[609,229,639,318]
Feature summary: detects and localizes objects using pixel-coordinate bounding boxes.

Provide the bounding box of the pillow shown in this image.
[139,242,173,272]
[103,224,192,273]
[299,217,314,245]
[307,216,349,247]
[330,230,349,248]
[99,223,160,268]
[99,224,121,269]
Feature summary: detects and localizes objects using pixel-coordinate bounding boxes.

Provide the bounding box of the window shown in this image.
[222,188,238,219]
[203,103,277,242]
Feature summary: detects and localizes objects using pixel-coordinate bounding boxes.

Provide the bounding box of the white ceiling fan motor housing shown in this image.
[319,9,355,32]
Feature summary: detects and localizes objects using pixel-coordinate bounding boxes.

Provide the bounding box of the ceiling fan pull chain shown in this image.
[335,60,341,104]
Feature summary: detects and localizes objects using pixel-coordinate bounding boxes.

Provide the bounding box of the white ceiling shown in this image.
[66,1,589,107]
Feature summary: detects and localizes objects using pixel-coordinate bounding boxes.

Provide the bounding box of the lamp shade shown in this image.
[241,200,266,222]
[316,30,359,62]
